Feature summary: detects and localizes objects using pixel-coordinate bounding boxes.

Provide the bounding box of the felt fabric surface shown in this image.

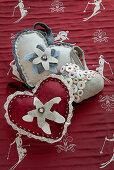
[5,77,72,141]
[0,0,114,170]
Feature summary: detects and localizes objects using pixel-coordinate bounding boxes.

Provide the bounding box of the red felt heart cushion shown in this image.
[5,75,73,143]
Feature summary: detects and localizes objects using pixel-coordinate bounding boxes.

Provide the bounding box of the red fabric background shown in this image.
[0,0,114,170]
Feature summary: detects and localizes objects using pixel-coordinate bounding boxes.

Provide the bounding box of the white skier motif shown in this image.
[99,95,114,112]
[56,134,76,153]
[54,31,69,43]
[7,133,30,170]
[12,0,30,23]
[93,55,113,83]
[54,31,76,45]
[83,0,105,21]
[100,136,114,168]
[92,29,109,43]
[50,0,65,12]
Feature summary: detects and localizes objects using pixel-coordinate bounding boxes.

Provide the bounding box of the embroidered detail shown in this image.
[56,133,76,153]
[83,0,105,21]
[24,44,59,74]
[99,95,114,112]
[92,29,109,43]
[60,63,97,103]
[22,97,65,134]
[100,136,114,168]
[4,74,74,144]
[50,0,65,13]
[7,133,30,170]
[12,0,30,23]
[93,55,113,83]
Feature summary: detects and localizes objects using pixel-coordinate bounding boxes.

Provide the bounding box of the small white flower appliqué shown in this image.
[22,97,65,134]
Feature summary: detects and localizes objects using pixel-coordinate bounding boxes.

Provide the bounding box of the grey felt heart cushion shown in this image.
[12,23,74,88]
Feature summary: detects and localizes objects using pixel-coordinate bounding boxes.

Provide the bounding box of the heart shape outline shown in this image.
[4,74,74,143]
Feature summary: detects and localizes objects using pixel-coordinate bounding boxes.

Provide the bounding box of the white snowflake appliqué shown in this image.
[92,29,109,43]
[22,97,65,134]
[99,95,114,112]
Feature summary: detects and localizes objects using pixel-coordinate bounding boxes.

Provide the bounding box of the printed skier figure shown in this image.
[93,55,113,83]
[54,31,69,43]
[12,0,30,23]
[83,0,105,21]
[54,31,76,45]
[7,133,30,170]
[100,136,114,168]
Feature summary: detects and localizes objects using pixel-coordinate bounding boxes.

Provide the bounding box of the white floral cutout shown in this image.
[22,97,65,134]
[24,44,59,74]
[33,45,58,70]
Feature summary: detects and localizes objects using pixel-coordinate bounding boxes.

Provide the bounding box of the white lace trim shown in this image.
[4,74,74,144]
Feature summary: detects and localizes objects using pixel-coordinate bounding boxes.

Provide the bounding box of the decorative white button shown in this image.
[69,71,76,78]
[72,84,78,94]
[77,90,83,96]
[65,63,70,66]
[87,74,92,80]
[62,73,67,78]
[83,70,89,75]
[60,65,66,73]
[82,78,87,83]
[66,66,73,72]
[74,94,80,103]
[73,65,80,70]
[41,55,47,61]
[66,78,73,86]
[77,81,85,89]
[76,70,85,79]
[73,78,79,84]
[38,107,45,113]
